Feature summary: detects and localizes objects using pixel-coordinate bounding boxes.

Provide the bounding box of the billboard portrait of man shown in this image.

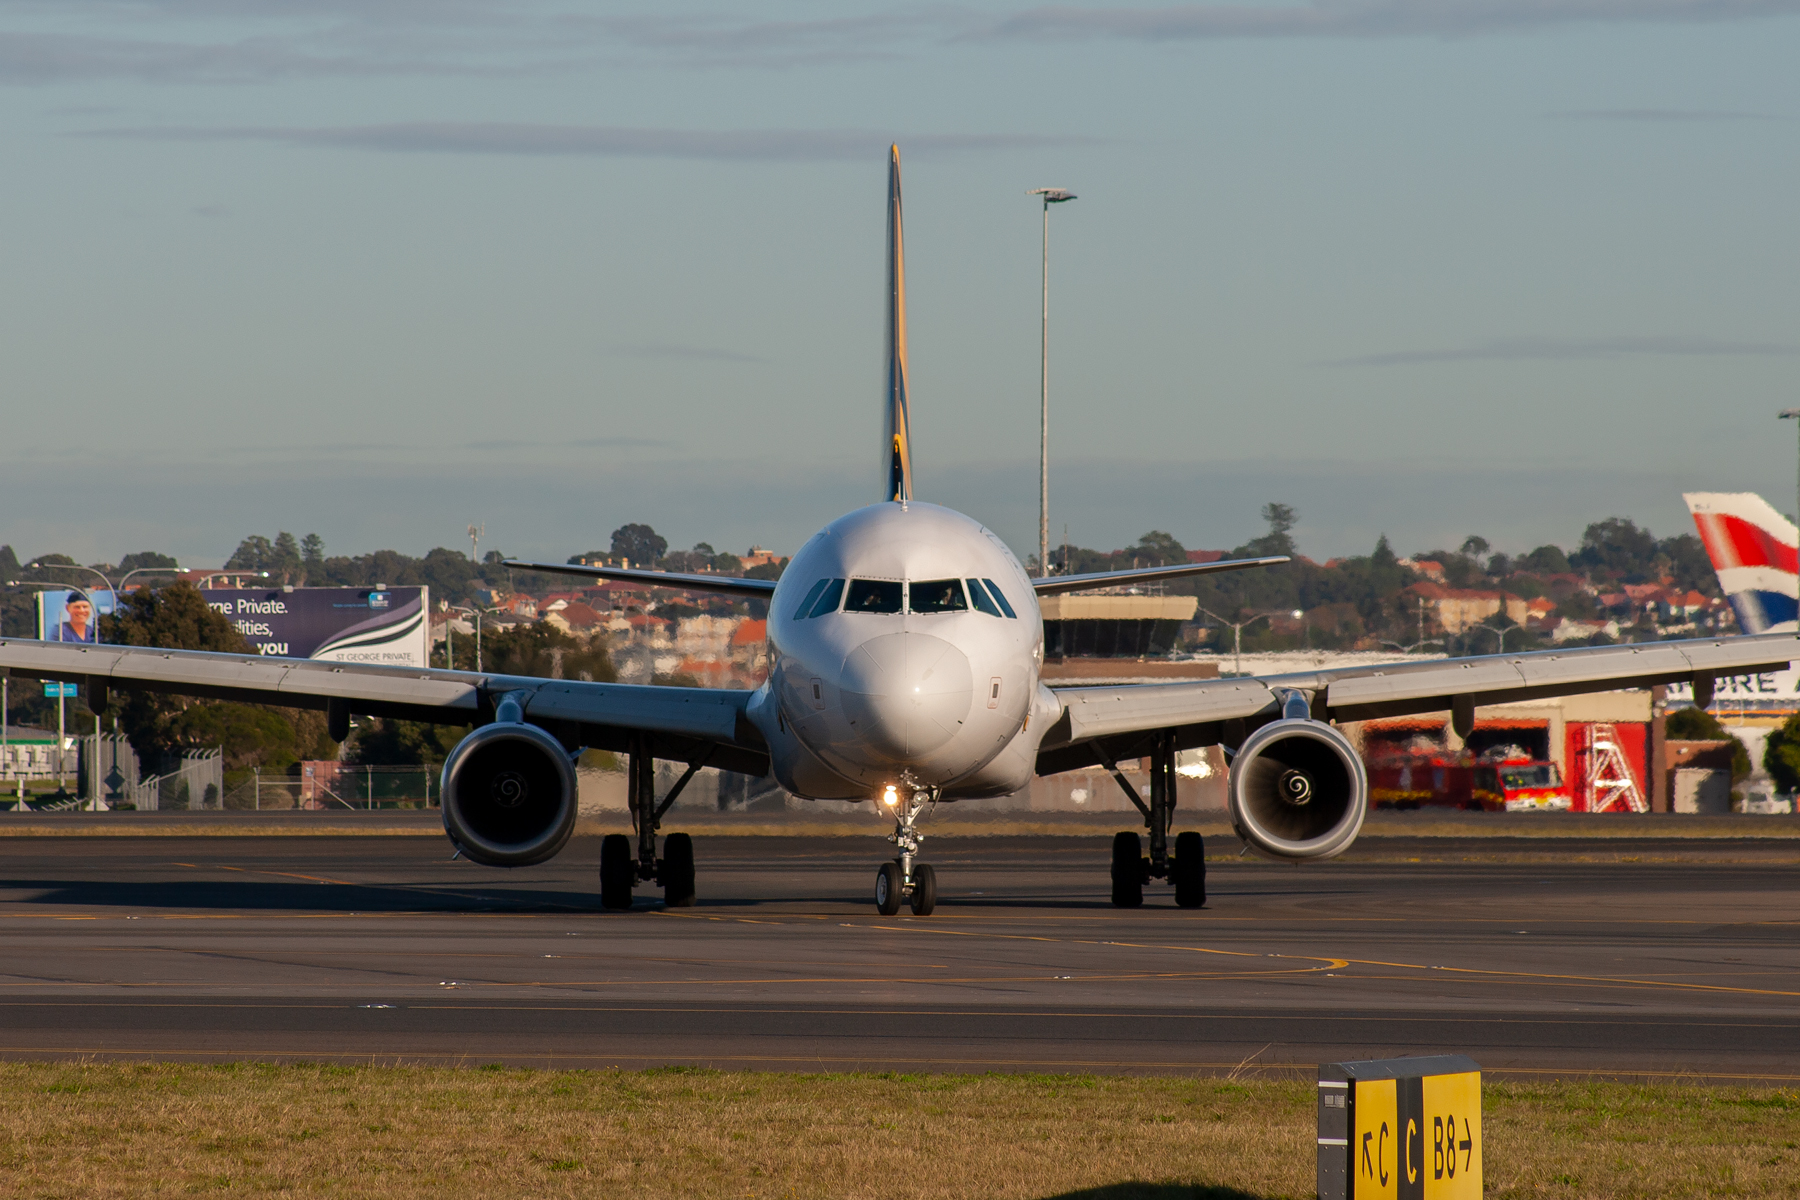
[52,590,98,644]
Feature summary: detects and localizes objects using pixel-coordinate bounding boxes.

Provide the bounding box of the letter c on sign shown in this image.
[1379,1123,1389,1186]
[1406,1118,1419,1184]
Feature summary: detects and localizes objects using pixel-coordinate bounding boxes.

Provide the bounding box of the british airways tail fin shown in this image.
[883,144,912,503]
[1684,492,1798,634]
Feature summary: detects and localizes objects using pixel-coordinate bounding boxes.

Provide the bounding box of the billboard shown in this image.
[1666,669,1800,719]
[37,586,429,668]
[204,587,430,667]
[35,589,120,644]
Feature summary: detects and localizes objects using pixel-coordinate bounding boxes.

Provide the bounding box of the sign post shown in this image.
[1318,1055,1480,1200]
[42,681,78,797]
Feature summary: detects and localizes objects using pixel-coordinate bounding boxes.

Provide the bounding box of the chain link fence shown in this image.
[223,764,437,811]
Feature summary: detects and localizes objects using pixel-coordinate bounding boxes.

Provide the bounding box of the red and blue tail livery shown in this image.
[1684,492,1799,634]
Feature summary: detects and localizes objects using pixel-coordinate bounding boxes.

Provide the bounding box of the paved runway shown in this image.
[0,833,1795,1080]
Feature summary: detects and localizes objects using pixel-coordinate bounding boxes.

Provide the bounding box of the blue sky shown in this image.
[3,0,1798,568]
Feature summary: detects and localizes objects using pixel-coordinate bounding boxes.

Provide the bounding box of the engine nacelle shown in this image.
[441,721,579,867]
[1228,718,1367,861]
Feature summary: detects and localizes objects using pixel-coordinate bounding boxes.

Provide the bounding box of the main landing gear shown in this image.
[1101,731,1207,909]
[873,783,938,916]
[599,733,710,911]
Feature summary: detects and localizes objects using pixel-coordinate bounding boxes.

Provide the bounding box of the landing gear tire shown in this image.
[1172,830,1206,909]
[662,832,696,908]
[908,863,937,916]
[1110,831,1144,908]
[600,833,635,911]
[875,862,903,916]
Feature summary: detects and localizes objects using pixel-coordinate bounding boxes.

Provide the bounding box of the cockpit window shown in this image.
[966,578,1003,617]
[844,579,903,614]
[792,578,830,620]
[807,578,846,618]
[980,578,1018,619]
[908,579,967,614]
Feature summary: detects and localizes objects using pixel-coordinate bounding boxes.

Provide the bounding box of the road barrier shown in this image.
[1318,1054,1481,1200]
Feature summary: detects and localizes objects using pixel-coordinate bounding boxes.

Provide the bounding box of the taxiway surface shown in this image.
[0,834,1795,1080]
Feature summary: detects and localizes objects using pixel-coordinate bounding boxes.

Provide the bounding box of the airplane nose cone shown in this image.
[840,632,974,762]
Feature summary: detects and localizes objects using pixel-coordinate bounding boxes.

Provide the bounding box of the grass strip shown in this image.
[0,1063,1796,1198]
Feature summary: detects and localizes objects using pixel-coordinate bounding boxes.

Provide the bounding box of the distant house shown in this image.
[1406,582,1527,634]
[1185,550,1228,565]
[741,547,784,569]
[541,601,605,637]
[1399,559,1447,583]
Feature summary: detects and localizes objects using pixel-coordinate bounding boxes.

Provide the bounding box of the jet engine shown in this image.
[1227,718,1367,861]
[441,720,579,867]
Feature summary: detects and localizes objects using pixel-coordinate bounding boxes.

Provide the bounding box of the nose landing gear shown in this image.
[873,783,938,915]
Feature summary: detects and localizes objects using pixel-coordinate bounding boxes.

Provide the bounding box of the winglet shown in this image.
[884,144,913,503]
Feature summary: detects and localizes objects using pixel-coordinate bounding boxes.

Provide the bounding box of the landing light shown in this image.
[882,785,899,807]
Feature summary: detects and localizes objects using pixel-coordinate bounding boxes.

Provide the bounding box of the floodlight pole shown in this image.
[1029,187,1076,576]
[1782,410,1800,622]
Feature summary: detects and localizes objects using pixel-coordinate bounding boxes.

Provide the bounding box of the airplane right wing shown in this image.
[1031,554,1288,595]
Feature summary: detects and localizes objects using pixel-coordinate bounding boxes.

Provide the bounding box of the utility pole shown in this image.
[1028,186,1076,576]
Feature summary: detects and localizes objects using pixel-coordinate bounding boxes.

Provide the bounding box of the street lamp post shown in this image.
[1028,186,1076,576]
[1198,606,1305,678]
[1469,622,1525,654]
[447,605,505,673]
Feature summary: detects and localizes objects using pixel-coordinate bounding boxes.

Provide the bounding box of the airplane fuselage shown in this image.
[745,501,1062,801]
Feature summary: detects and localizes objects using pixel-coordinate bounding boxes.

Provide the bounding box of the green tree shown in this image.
[1763,712,1800,792]
[1666,707,1751,781]
[476,623,615,682]
[1459,535,1490,560]
[225,535,274,571]
[1656,533,1718,595]
[270,532,303,580]
[300,533,325,571]
[1519,545,1571,575]
[347,719,466,768]
[101,583,333,774]
[1132,531,1187,567]
[610,523,667,566]
[116,550,177,574]
[1239,503,1298,559]
[1571,517,1659,582]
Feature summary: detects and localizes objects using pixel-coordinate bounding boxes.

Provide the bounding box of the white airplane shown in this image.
[5,147,1795,915]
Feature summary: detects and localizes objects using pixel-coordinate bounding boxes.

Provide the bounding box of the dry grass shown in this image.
[0,1064,1796,1199]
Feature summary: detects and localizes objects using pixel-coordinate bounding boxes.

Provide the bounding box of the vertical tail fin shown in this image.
[884,144,912,503]
[1683,492,1798,633]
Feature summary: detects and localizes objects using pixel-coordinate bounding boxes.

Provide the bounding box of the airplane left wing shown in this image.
[1037,631,1796,771]
[0,638,769,774]
[502,560,777,600]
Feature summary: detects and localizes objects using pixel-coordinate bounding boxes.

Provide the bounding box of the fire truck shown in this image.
[1369,752,1571,812]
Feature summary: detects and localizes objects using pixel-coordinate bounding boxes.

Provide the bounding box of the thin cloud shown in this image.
[618,342,764,364]
[1548,108,1778,121]
[0,30,494,85]
[986,0,1800,41]
[84,122,1097,161]
[464,435,668,450]
[1323,335,1796,366]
